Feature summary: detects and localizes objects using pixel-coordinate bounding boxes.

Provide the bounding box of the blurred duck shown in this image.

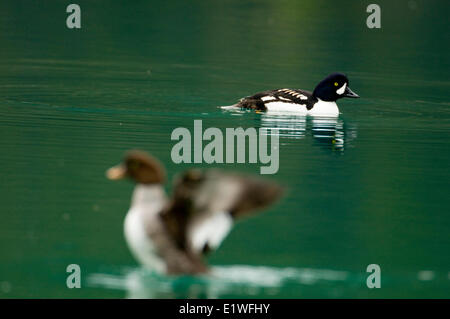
[106,150,283,275]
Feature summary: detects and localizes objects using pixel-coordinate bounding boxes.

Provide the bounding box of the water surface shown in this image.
[0,0,449,298]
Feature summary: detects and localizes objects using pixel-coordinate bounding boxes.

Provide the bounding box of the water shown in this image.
[0,0,449,298]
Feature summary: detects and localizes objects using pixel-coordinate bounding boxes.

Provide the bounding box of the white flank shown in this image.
[124,207,166,273]
[265,100,339,117]
[265,101,308,113]
[124,185,167,272]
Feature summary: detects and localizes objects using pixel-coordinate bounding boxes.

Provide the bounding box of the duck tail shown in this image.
[219,103,239,110]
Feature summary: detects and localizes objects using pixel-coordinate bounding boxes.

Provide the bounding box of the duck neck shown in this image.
[131,184,167,209]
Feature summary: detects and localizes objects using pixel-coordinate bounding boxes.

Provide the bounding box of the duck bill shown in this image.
[343,86,359,98]
[106,164,127,180]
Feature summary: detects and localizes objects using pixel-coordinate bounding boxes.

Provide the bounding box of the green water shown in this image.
[0,0,449,298]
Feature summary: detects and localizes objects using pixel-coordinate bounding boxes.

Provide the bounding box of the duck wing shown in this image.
[238,88,317,110]
[160,169,283,255]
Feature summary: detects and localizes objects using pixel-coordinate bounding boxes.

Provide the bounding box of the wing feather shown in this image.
[161,169,283,255]
[238,89,317,110]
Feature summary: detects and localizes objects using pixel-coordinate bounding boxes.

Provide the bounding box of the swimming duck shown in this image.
[223,73,359,116]
[106,150,283,275]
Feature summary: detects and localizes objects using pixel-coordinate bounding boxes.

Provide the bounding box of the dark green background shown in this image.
[0,0,449,298]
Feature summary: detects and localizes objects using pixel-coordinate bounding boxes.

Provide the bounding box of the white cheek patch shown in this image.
[336,83,347,95]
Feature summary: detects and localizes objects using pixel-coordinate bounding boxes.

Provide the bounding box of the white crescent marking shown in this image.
[336,83,347,95]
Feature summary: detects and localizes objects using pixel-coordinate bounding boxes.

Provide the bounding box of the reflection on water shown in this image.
[258,111,357,152]
[87,265,450,299]
[88,265,351,299]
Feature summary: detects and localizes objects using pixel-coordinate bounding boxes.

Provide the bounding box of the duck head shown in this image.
[312,73,359,102]
[106,150,166,184]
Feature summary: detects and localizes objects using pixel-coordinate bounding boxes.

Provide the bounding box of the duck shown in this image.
[106,150,283,275]
[223,73,359,116]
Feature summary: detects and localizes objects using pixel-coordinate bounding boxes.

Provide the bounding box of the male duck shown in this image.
[106,150,283,275]
[224,73,359,116]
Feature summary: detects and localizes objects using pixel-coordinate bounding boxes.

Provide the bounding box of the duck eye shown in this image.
[129,161,140,170]
[334,82,339,87]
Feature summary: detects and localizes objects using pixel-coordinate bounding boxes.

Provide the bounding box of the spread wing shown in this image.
[238,88,317,110]
[160,169,283,255]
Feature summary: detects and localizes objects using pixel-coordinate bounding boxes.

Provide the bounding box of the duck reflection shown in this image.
[87,265,350,299]
[258,111,356,152]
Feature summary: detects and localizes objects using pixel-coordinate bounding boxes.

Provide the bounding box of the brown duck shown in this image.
[106,150,283,275]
